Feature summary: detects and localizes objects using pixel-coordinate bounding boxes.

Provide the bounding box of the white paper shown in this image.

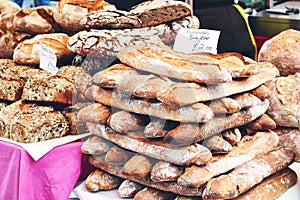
[173,28,220,54]
[39,43,58,75]
[0,133,91,161]
[73,162,300,200]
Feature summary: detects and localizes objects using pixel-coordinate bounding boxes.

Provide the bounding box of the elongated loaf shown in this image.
[87,123,212,166]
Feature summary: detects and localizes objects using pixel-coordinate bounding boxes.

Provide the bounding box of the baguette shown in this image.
[202,134,232,154]
[144,118,171,138]
[277,129,300,161]
[105,145,132,166]
[156,70,277,107]
[122,154,153,178]
[233,168,297,200]
[177,131,279,188]
[81,136,112,155]
[77,103,111,124]
[117,45,232,84]
[222,128,242,146]
[90,155,203,196]
[133,187,175,200]
[117,180,144,198]
[164,99,269,145]
[87,123,212,166]
[85,169,123,192]
[202,148,295,199]
[85,85,214,123]
[150,161,184,182]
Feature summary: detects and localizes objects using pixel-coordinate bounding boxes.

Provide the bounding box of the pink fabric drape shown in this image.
[0,140,83,200]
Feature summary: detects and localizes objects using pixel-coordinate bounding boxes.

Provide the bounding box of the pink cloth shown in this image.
[0,140,83,200]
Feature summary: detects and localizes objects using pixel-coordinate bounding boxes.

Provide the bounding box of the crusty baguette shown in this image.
[107,111,146,133]
[222,128,242,146]
[117,180,144,198]
[81,136,112,155]
[92,63,138,88]
[117,45,232,84]
[244,114,277,135]
[250,84,271,100]
[202,134,232,154]
[77,103,111,124]
[85,85,214,123]
[122,154,153,178]
[156,70,277,107]
[105,145,132,166]
[177,131,279,188]
[233,168,297,200]
[277,129,300,162]
[90,155,203,196]
[85,169,122,192]
[164,99,269,145]
[150,161,183,182]
[86,123,212,166]
[202,148,295,199]
[133,187,175,200]
[208,97,241,115]
[144,118,171,138]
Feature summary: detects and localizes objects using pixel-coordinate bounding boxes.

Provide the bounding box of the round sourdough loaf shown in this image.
[53,0,115,32]
[258,29,300,76]
[13,6,60,34]
[13,33,73,65]
[265,73,300,128]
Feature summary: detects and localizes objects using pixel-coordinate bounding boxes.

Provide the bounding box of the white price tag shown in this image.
[39,43,58,75]
[173,28,220,54]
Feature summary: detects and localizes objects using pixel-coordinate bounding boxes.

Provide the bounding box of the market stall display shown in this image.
[0,0,299,199]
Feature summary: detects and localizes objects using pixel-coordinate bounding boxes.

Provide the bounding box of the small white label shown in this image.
[39,43,58,75]
[173,28,220,54]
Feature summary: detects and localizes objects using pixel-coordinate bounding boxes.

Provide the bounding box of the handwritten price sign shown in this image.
[39,43,58,75]
[173,28,220,54]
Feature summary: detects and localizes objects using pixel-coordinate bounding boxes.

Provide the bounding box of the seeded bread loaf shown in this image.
[128,0,192,27]
[0,78,24,101]
[21,75,77,105]
[9,105,69,143]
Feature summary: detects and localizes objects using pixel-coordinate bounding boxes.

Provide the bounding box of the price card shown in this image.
[39,43,58,75]
[173,28,220,54]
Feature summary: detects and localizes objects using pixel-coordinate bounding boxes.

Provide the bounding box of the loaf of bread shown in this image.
[81,136,112,155]
[0,0,21,14]
[9,105,69,143]
[54,0,115,32]
[202,148,295,199]
[117,180,143,198]
[133,187,175,200]
[150,161,183,182]
[13,33,73,65]
[258,29,300,76]
[0,100,35,138]
[277,128,300,161]
[13,6,60,34]
[0,78,24,101]
[104,145,131,166]
[177,131,279,188]
[85,169,122,192]
[122,154,153,178]
[265,73,300,128]
[202,134,232,154]
[68,16,200,58]
[234,168,297,200]
[128,0,192,27]
[21,75,77,105]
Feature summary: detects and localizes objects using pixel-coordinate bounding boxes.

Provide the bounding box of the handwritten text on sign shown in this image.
[40,43,58,75]
[173,28,220,54]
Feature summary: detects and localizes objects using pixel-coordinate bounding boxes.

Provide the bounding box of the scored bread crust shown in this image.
[265,73,300,128]
[258,29,300,76]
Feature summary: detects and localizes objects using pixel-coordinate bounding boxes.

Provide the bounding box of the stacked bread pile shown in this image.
[0,0,198,143]
[78,43,298,199]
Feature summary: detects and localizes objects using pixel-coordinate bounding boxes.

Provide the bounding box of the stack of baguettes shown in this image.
[79,44,298,199]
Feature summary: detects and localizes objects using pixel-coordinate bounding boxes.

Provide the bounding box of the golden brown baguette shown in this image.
[202,134,232,154]
[244,113,277,135]
[85,169,123,192]
[202,147,295,199]
[77,103,111,124]
[233,168,297,200]
[81,136,112,155]
[90,155,203,196]
[156,69,278,107]
[177,131,279,188]
[87,123,212,166]
[277,128,300,162]
[117,45,232,84]
[117,180,144,198]
[105,145,132,166]
[122,154,153,178]
[164,99,269,145]
[150,161,183,182]
[92,63,138,88]
[85,85,214,123]
[222,128,242,146]
[133,187,175,200]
